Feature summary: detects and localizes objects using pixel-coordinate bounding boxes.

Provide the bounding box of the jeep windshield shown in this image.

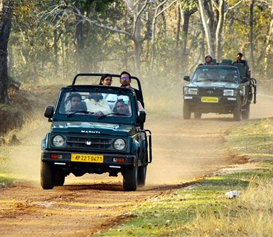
[58,90,132,118]
[192,66,240,83]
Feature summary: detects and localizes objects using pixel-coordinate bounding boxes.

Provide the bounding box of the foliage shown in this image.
[6,0,273,86]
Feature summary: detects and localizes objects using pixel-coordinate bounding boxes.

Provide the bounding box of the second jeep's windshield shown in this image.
[59,91,132,117]
[192,67,239,83]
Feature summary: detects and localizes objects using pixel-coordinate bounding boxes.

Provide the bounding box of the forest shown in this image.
[0,0,273,102]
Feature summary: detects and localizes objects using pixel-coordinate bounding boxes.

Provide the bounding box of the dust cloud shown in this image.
[2,80,273,189]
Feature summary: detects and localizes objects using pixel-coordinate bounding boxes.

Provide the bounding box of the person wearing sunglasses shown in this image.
[120,71,145,112]
[120,71,132,88]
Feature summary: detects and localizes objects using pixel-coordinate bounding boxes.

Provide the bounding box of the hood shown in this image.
[51,121,136,136]
[188,81,240,89]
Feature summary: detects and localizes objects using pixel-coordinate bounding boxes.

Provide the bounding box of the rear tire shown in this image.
[233,101,242,121]
[242,102,250,120]
[55,169,65,186]
[194,112,202,119]
[41,161,55,189]
[138,166,147,187]
[183,101,191,119]
[123,166,138,191]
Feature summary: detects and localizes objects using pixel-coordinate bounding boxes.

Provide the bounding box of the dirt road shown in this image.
[0,94,272,237]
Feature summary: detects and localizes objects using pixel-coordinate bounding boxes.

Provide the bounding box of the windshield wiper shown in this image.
[98,112,126,119]
[66,111,91,118]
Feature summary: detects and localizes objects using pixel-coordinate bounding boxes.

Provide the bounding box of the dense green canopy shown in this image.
[1,0,273,88]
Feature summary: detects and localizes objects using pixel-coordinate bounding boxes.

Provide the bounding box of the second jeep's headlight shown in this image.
[184,87,198,95]
[223,89,236,96]
[52,135,65,147]
[114,139,126,150]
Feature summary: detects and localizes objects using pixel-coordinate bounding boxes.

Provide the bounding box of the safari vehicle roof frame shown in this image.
[72,73,144,104]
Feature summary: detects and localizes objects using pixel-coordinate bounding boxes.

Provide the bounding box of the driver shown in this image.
[114,99,130,116]
[197,71,212,80]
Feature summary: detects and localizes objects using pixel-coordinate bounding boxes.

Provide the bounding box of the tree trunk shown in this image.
[123,7,128,69]
[53,27,59,75]
[133,2,143,74]
[180,11,192,74]
[249,0,255,75]
[198,0,214,56]
[264,3,273,78]
[215,0,225,61]
[150,14,157,70]
[0,0,14,103]
[175,2,181,48]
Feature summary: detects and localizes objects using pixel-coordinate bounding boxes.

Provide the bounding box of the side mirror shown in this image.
[184,76,190,82]
[137,111,146,124]
[44,105,54,119]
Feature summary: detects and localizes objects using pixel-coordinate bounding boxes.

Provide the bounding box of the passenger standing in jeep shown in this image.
[99,74,112,86]
[119,71,145,111]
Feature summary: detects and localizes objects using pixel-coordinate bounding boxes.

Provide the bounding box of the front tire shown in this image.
[183,101,191,119]
[55,169,65,186]
[194,112,202,119]
[138,166,147,187]
[41,161,55,189]
[242,102,250,120]
[123,166,138,191]
[233,101,242,121]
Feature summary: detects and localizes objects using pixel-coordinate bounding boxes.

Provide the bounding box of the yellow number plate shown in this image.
[71,154,104,163]
[201,97,219,103]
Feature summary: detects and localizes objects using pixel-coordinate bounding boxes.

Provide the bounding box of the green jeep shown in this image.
[183,62,257,121]
[41,73,152,191]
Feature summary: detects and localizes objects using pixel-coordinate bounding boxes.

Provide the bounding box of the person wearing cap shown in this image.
[204,55,215,65]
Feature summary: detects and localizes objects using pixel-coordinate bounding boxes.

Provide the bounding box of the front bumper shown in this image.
[42,150,136,170]
[184,96,238,114]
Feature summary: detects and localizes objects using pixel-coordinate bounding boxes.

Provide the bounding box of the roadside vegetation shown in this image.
[93,118,273,236]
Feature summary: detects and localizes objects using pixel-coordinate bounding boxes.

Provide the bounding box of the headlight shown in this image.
[113,139,126,150]
[223,89,237,96]
[52,135,65,147]
[184,87,198,95]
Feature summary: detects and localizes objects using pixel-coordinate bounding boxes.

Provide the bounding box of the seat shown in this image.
[233,62,247,77]
[221,59,232,65]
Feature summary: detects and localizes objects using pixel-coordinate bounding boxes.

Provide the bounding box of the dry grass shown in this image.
[184,177,273,237]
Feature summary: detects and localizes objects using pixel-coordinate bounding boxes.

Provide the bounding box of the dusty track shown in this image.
[0,94,272,237]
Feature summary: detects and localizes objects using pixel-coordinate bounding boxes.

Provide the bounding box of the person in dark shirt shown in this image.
[68,93,87,112]
[233,52,250,77]
[234,52,247,66]
[119,71,145,111]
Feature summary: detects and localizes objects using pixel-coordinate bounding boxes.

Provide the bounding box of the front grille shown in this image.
[66,136,113,150]
[199,88,223,97]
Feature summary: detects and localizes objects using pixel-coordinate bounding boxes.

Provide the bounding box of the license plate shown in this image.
[71,154,104,163]
[201,97,219,103]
